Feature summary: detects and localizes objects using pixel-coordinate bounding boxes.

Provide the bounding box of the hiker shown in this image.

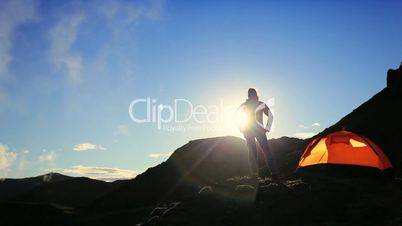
[237,88,280,180]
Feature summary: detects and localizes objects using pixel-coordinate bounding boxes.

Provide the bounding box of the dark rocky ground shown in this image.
[1,175,401,226]
[140,176,402,226]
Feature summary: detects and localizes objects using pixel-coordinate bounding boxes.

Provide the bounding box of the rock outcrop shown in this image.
[387,62,402,95]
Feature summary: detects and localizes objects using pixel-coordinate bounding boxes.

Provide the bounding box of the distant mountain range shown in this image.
[0,62,401,226]
[0,173,127,207]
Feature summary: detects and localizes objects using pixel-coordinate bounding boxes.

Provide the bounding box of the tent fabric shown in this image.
[298,131,393,171]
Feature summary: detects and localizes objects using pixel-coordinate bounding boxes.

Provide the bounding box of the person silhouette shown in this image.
[237,88,279,180]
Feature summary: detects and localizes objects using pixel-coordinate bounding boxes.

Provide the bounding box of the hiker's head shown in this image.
[248,88,258,101]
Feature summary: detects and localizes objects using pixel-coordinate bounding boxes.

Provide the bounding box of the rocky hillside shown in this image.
[311,62,402,176]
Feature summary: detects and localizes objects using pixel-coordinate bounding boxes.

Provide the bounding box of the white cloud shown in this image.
[49,12,84,82]
[38,152,56,162]
[116,124,130,136]
[15,149,31,176]
[73,143,107,152]
[148,152,172,158]
[97,0,165,24]
[17,158,29,174]
[0,144,17,173]
[293,132,317,139]
[48,0,165,83]
[0,0,36,78]
[299,123,320,128]
[113,124,130,142]
[59,165,137,181]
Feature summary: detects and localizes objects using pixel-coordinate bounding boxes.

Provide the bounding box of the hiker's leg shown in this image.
[245,135,258,175]
[256,133,279,177]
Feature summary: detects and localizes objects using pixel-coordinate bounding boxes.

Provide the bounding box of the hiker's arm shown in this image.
[264,105,274,132]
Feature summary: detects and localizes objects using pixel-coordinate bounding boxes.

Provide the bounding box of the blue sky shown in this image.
[0,0,401,180]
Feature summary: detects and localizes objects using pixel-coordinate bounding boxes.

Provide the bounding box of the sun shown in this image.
[234,109,249,132]
[200,94,253,137]
[215,104,250,137]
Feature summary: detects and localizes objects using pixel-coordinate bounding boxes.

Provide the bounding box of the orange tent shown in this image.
[298,131,392,171]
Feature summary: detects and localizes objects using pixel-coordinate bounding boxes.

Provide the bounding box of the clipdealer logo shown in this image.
[128,98,227,129]
[128,97,275,132]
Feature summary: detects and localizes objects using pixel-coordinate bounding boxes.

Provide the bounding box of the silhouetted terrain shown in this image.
[0,63,401,226]
[0,173,72,202]
[12,176,126,208]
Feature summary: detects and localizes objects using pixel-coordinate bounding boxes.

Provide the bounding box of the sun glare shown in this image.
[234,109,249,132]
